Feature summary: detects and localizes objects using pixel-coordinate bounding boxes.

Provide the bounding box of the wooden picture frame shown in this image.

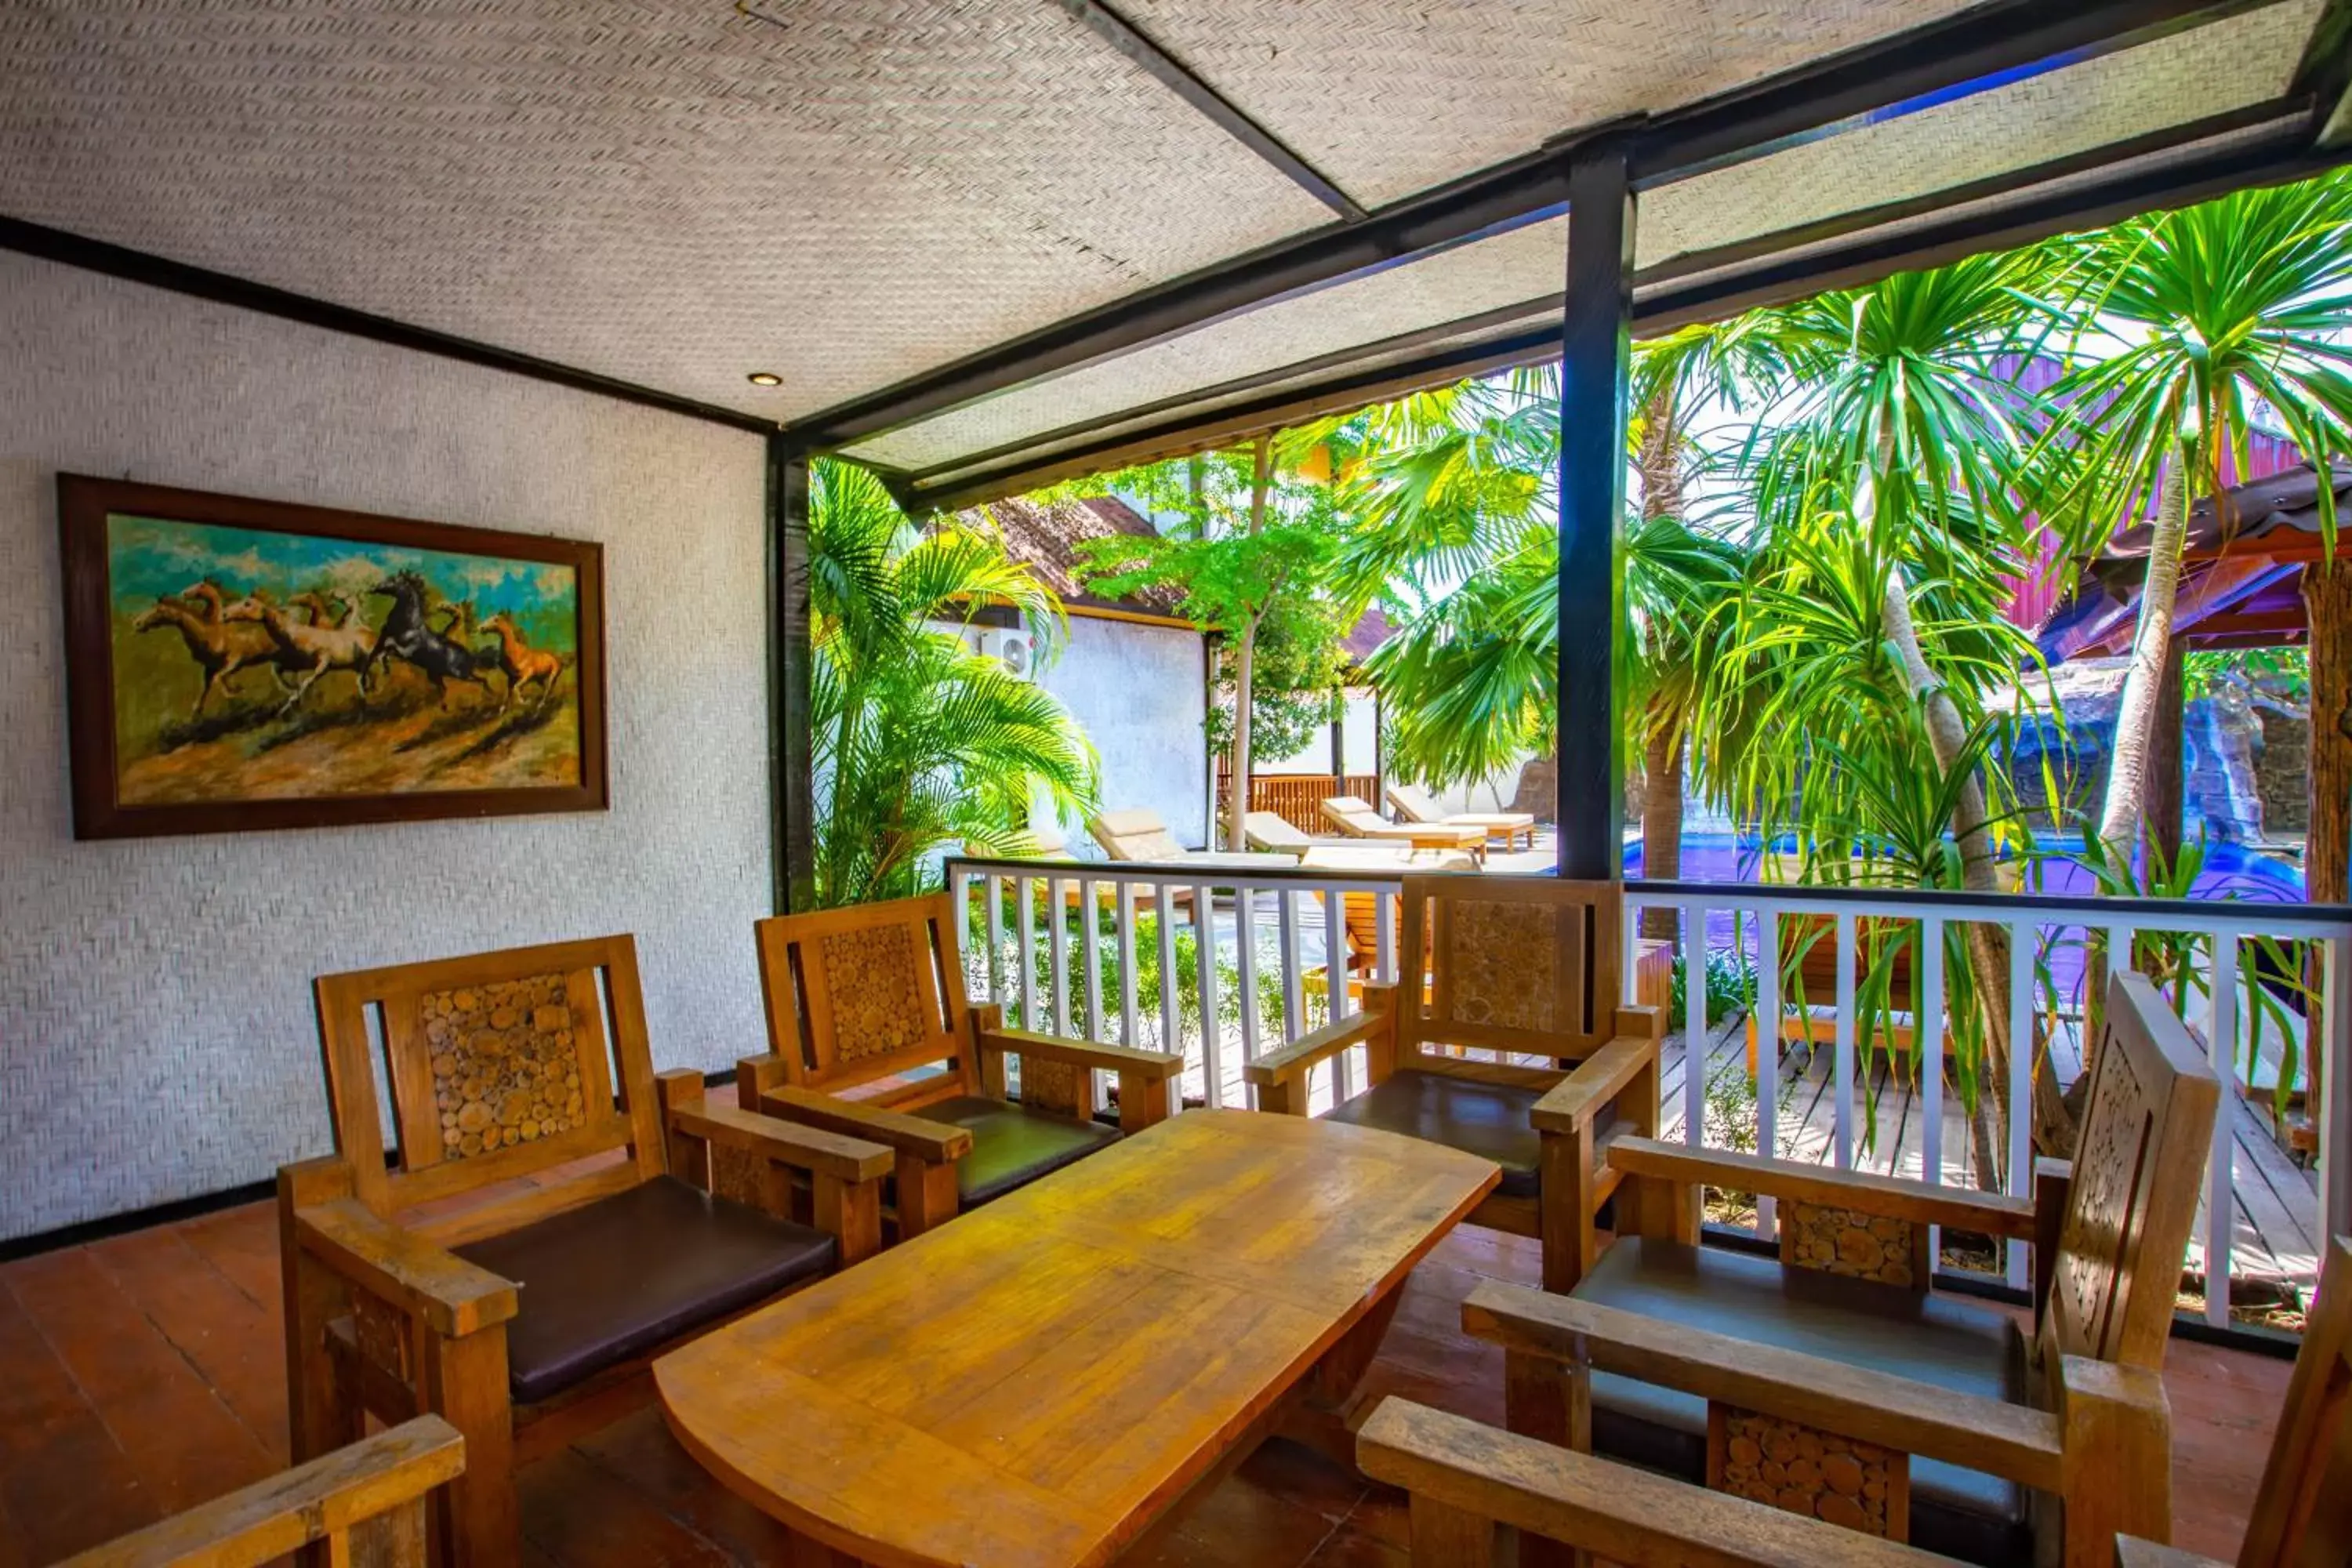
[59,474,607,839]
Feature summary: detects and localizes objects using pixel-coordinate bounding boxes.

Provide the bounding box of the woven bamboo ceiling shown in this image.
[2,0,2344,508]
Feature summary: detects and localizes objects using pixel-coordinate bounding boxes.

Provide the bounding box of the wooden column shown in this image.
[1555,140,1635,881]
[2307,567,2352,1205]
[2143,632,2185,869]
[771,439,817,913]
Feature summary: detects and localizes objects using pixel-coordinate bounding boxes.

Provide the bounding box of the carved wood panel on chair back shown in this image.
[1399,876,1625,1065]
[753,893,973,1108]
[313,934,666,1233]
[2043,969,2220,1371]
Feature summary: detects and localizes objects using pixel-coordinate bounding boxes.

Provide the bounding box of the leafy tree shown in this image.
[809,461,1098,906]
[2036,171,2352,864]
[1073,441,1349,848]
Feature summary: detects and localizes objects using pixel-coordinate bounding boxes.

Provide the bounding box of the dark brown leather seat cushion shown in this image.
[1321,1071,1541,1197]
[1576,1238,2029,1566]
[453,1175,835,1404]
[913,1096,1121,1206]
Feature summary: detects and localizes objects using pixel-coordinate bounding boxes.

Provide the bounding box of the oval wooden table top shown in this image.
[655,1107,1500,1568]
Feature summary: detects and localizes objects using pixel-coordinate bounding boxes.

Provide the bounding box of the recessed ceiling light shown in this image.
[746,372,782,387]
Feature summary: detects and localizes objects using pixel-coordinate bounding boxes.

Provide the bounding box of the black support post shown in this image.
[770,437,817,913]
[1555,143,1636,880]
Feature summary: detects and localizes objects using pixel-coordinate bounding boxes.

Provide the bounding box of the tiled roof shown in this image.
[952,494,1185,618]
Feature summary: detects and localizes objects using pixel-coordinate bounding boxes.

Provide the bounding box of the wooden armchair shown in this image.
[1360,1230,2352,1568]
[281,935,891,1568]
[1243,876,1668,1294]
[59,1416,463,1567]
[1454,967,2218,1566]
[739,893,1185,1240]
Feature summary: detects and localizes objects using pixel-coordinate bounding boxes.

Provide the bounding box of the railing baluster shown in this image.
[1919,916,1946,1190]
[1755,906,1780,1242]
[952,868,971,987]
[1236,887,1261,1107]
[1196,880,1221,1109]
[2207,930,2239,1329]
[1051,878,1073,1039]
[1375,891,1398,985]
[2007,919,2034,1290]
[1833,911,1856,1170]
[1079,879,1104,1045]
[2325,935,2352,1244]
[1278,887,1303,1042]
[1325,887,1354,1101]
[985,873,1004,1006]
[1117,882,1140,1048]
[2108,920,2132,979]
[1016,876,1037,1035]
[1156,884,1181,1111]
[1682,900,1704,1147]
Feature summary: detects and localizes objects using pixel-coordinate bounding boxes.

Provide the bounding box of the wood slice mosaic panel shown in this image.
[2056,1033,2151,1353]
[1783,1200,1925,1287]
[1018,1056,1087,1120]
[1443,900,1557,1033]
[1711,1404,1907,1538]
[420,973,590,1162]
[819,924,928,1063]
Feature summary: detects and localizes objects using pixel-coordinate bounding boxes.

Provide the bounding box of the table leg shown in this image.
[1280,1287,1410,1466]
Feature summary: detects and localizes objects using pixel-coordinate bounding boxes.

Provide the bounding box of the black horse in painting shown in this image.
[366,571,488,709]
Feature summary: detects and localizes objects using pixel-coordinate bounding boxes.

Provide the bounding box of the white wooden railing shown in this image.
[942,855,2352,1331]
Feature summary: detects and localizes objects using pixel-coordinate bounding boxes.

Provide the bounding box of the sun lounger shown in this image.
[1385,781,1537,850]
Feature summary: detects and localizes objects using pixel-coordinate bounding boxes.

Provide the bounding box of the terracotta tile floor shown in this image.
[0,1200,2291,1565]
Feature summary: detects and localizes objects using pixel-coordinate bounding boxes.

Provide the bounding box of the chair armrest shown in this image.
[1613,1003,1667,1042]
[666,1100,892,1185]
[759,1083,973,1163]
[56,1414,466,1567]
[1460,1281,2065,1490]
[1602,1136,2040,1240]
[293,1200,519,1338]
[1241,1007,1392,1089]
[1531,1036,1659,1132]
[976,1025,1185,1080]
[1357,1399,1947,1568]
[2115,1539,2223,1568]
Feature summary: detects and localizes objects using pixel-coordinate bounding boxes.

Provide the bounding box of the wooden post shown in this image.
[2143,633,2184,869]
[1555,140,1635,881]
[2306,565,2351,1169]
[771,440,817,914]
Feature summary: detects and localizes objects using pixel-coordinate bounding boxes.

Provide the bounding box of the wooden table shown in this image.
[655,1109,1498,1568]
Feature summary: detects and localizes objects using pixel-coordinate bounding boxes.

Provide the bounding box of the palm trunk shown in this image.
[2097,454,2192,862]
[1637,387,1689,942]
[1640,719,1685,942]
[1875,515,2076,1182]
[1225,438,1272,850]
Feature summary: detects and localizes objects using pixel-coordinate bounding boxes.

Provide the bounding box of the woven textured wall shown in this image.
[0,252,772,1240]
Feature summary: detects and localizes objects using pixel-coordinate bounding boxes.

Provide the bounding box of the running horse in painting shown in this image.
[365,571,489,710]
[478,613,565,711]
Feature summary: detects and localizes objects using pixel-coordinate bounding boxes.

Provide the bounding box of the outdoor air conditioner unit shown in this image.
[979,626,1037,682]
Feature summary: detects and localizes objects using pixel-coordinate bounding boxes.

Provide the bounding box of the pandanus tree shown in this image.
[2038,171,2352,873]
[808,460,1098,907]
[1697,252,2081,1166]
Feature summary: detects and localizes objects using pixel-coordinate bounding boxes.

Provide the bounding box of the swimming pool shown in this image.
[1621,831,2304,902]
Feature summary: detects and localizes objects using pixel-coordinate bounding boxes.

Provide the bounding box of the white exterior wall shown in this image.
[1036,615,1207,851]
[0,253,772,1239]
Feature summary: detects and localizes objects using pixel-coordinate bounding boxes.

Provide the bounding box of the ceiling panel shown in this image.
[0,0,1333,420]
[1114,0,1984,208]
[1638,0,2326,270]
[844,218,1566,471]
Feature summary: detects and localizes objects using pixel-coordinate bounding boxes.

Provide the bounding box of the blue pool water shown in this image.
[1621,831,2304,902]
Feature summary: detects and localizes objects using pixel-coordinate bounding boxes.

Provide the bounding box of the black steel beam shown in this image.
[1049,0,1364,220]
[0,213,780,436]
[788,0,2273,452]
[1555,143,1634,883]
[770,440,818,913]
[2294,0,2352,144]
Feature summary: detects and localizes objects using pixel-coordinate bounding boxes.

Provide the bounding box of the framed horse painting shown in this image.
[57,474,608,838]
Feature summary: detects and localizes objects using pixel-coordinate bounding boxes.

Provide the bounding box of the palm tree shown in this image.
[1709,252,2078,1164]
[808,460,1099,907]
[2039,171,2352,865]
